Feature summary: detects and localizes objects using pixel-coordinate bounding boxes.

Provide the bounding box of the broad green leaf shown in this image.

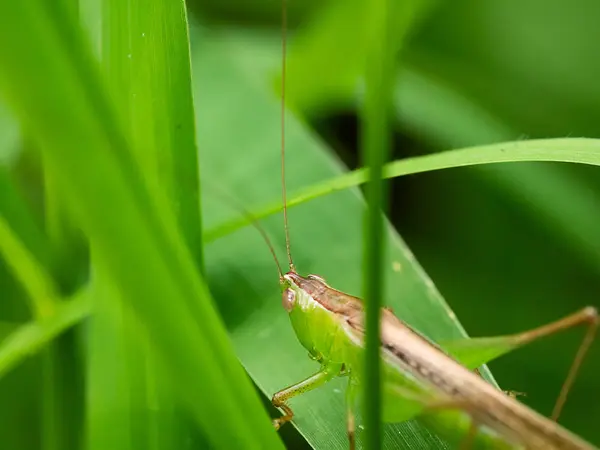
[194,29,491,450]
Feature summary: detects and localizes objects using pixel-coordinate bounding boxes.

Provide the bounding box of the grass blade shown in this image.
[0,291,90,379]
[0,215,58,319]
[0,168,53,272]
[102,0,203,271]
[361,0,395,447]
[205,138,600,241]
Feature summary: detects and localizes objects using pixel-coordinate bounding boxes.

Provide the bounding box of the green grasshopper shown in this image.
[271,266,598,449]
[265,2,599,449]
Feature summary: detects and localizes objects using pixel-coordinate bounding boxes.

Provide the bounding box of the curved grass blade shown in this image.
[0,168,53,274]
[205,138,600,242]
[0,291,90,380]
[0,215,58,320]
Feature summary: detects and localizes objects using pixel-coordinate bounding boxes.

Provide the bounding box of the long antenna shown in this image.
[252,214,285,280]
[205,183,284,280]
[281,0,295,272]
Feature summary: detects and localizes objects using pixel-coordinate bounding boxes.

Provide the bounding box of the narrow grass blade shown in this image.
[0,291,90,379]
[93,2,204,448]
[0,215,58,319]
[205,138,600,241]
[102,0,203,271]
[0,168,53,272]
[361,0,395,447]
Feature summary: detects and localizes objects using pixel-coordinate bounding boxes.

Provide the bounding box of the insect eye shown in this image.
[282,288,296,312]
[307,274,327,284]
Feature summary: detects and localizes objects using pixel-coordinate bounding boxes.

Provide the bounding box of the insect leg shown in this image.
[345,376,359,450]
[509,307,598,421]
[473,368,526,399]
[272,362,343,429]
[459,420,478,450]
[466,307,598,421]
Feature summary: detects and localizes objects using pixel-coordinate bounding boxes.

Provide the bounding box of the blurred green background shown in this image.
[1,0,600,449]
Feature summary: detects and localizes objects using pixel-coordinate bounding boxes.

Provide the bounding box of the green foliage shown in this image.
[0,1,280,450]
[1,0,600,449]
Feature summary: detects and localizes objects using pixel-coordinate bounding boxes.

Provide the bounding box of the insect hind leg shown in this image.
[509,307,598,421]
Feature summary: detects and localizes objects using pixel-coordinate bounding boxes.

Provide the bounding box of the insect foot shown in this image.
[272,398,294,430]
[504,390,526,399]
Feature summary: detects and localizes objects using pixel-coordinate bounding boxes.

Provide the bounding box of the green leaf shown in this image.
[195,29,489,450]
[85,2,205,449]
[101,0,203,271]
